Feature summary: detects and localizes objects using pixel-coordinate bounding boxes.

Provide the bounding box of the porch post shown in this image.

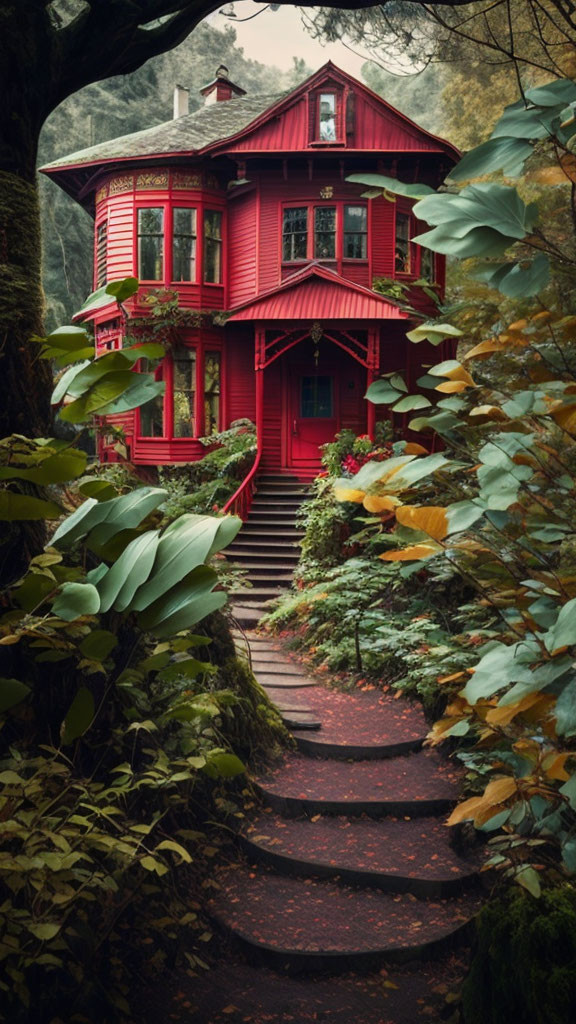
[366,327,380,440]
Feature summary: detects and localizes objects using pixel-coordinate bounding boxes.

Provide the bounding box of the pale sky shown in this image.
[207,3,369,78]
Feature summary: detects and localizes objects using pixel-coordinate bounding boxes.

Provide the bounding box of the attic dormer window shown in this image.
[318,93,337,142]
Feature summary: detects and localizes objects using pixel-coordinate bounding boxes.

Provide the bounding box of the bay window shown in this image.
[204,210,222,283]
[172,208,197,282]
[138,207,164,281]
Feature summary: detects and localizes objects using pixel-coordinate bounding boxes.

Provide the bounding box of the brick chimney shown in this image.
[173,84,190,119]
[200,66,246,105]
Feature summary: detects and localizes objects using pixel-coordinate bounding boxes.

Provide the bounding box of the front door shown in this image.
[289,369,338,469]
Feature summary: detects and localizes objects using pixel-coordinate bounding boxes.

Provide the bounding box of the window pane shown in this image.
[319,93,337,141]
[173,346,196,437]
[173,207,197,282]
[420,247,435,280]
[204,211,222,282]
[204,351,221,436]
[343,205,367,260]
[301,376,333,418]
[204,210,222,240]
[138,207,164,280]
[344,206,367,232]
[314,207,336,259]
[139,358,163,436]
[395,213,411,273]
[283,207,308,261]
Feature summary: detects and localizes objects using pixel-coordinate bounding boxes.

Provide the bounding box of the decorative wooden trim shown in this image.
[109,174,134,195]
[136,170,169,190]
[173,171,202,189]
[96,184,108,205]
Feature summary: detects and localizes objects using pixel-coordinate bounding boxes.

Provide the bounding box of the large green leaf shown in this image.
[52,582,101,621]
[446,500,485,535]
[51,487,167,549]
[61,687,95,744]
[364,379,404,404]
[555,679,576,738]
[472,254,550,298]
[412,224,514,259]
[203,750,246,779]
[416,184,538,241]
[346,173,435,199]
[0,448,87,485]
[462,640,541,703]
[97,530,160,612]
[449,136,534,181]
[43,326,92,352]
[0,678,31,713]
[51,361,91,405]
[95,377,165,417]
[545,597,576,654]
[76,276,139,316]
[0,491,62,521]
[131,515,240,611]
[79,630,118,661]
[392,395,432,412]
[59,371,137,422]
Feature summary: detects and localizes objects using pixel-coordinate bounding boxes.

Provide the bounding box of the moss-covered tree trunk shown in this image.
[0,2,54,439]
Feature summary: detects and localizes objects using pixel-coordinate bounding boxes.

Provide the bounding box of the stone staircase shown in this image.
[226,474,310,628]
[208,632,482,984]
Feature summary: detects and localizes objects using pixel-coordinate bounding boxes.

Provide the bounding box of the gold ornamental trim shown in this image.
[136,170,169,190]
[173,171,202,189]
[109,174,134,195]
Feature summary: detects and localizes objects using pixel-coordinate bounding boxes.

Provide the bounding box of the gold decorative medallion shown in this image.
[319,186,334,199]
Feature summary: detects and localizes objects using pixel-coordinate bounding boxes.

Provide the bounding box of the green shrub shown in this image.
[462,885,576,1024]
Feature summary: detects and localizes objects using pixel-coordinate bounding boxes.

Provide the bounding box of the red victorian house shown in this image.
[41,62,457,489]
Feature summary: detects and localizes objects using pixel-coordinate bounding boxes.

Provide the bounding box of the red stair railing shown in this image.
[222,447,261,521]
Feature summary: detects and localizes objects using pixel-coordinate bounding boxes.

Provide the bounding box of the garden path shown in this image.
[180,627,483,1022]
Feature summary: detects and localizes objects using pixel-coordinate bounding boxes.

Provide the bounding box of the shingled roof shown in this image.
[41,91,288,171]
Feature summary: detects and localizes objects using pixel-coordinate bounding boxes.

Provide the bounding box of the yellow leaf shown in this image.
[363,494,401,513]
[463,339,504,361]
[437,671,467,684]
[482,776,518,806]
[395,505,449,541]
[446,796,486,826]
[403,442,429,455]
[333,487,365,503]
[468,405,509,424]
[552,404,576,435]
[542,752,571,781]
[486,693,543,727]
[508,319,528,331]
[436,379,471,393]
[380,543,440,561]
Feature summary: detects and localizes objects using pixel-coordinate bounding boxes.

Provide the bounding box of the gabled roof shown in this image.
[40,61,458,182]
[227,263,408,322]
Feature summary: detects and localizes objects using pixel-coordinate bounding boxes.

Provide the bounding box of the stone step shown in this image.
[250,659,303,675]
[233,588,284,603]
[279,711,322,731]
[245,517,303,528]
[240,527,306,538]
[226,546,301,562]
[231,605,268,628]
[251,499,307,510]
[240,813,479,898]
[255,673,319,688]
[209,866,480,969]
[253,749,460,818]
[239,815,477,897]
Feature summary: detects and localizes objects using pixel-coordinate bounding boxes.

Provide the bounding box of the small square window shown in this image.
[283,207,308,261]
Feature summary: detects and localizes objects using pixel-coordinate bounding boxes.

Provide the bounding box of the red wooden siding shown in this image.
[260,359,283,469]
[227,193,258,305]
[225,329,256,424]
[371,197,395,280]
